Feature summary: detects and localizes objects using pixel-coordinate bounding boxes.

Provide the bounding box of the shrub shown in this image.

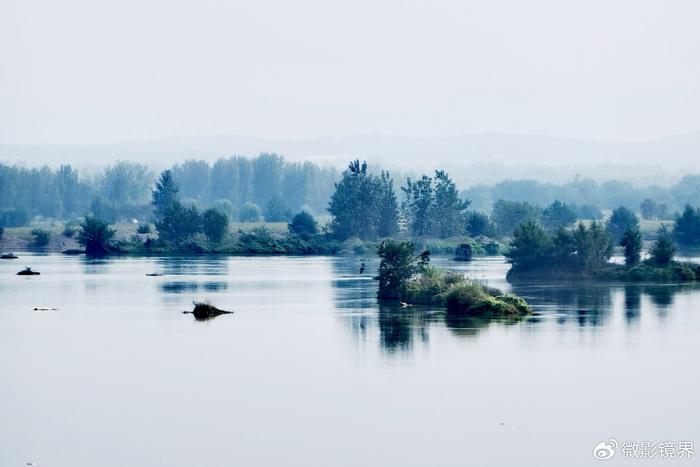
[136,224,151,234]
[239,202,262,222]
[31,228,50,246]
[454,243,473,261]
[77,217,116,256]
[288,211,318,238]
[484,241,500,256]
[202,208,229,242]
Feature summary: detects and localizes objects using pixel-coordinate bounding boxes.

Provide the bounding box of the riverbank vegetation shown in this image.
[2,158,700,264]
[376,240,530,317]
[506,220,700,282]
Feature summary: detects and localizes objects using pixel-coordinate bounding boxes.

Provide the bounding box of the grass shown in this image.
[402,267,531,317]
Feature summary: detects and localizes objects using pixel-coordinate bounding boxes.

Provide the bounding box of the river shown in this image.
[1,254,698,466]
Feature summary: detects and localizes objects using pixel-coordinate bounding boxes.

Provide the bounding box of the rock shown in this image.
[17,267,40,276]
[184,302,233,320]
[1,253,18,259]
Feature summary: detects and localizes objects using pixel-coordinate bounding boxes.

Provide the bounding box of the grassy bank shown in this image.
[402,267,531,317]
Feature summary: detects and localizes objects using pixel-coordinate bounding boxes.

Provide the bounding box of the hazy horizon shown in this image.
[2,0,699,149]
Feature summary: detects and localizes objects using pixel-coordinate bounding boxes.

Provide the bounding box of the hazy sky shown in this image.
[1,0,699,145]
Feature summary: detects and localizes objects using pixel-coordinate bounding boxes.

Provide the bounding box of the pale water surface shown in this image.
[1,254,699,467]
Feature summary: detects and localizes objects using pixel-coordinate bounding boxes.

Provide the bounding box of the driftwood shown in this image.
[184,302,233,320]
[17,267,40,276]
[145,273,163,277]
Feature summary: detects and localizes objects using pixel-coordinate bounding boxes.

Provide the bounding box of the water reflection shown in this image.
[332,257,700,355]
[159,281,229,293]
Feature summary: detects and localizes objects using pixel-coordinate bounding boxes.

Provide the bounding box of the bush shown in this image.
[454,243,473,261]
[505,222,551,271]
[376,240,417,300]
[265,195,291,222]
[288,211,318,238]
[202,208,229,242]
[136,224,151,234]
[77,217,116,256]
[31,228,50,246]
[239,203,262,222]
[484,241,500,256]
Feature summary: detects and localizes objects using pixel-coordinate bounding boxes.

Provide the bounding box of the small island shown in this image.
[506,221,700,282]
[376,240,531,318]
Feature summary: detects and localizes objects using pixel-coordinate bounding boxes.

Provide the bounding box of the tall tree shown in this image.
[402,175,434,237]
[152,170,180,221]
[620,227,642,266]
[607,206,639,244]
[432,170,469,238]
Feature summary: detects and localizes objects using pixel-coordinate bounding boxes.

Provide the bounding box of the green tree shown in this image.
[650,225,677,265]
[376,240,417,300]
[402,175,434,237]
[572,221,613,273]
[673,204,700,246]
[432,170,469,238]
[288,211,319,238]
[491,200,540,237]
[152,170,180,221]
[239,202,262,222]
[156,201,203,243]
[375,171,399,237]
[607,206,639,244]
[505,222,552,271]
[466,211,492,237]
[202,208,229,242]
[77,217,116,256]
[541,200,577,231]
[329,160,398,240]
[620,227,642,267]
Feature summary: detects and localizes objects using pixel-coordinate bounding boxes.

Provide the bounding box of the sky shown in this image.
[1,0,699,145]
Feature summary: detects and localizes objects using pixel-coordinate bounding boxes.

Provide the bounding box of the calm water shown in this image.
[1,254,699,467]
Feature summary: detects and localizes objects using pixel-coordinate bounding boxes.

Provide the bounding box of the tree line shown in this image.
[0,154,337,225]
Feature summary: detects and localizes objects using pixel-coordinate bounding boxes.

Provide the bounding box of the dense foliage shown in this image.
[288,211,319,238]
[402,170,469,238]
[506,221,613,275]
[328,160,399,240]
[77,217,116,256]
[202,208,229,242]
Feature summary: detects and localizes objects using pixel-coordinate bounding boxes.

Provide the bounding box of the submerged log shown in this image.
[184,302,234,320]
[17,267,40,276]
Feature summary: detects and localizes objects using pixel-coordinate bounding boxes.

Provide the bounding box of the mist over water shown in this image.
[1,254,698,467]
